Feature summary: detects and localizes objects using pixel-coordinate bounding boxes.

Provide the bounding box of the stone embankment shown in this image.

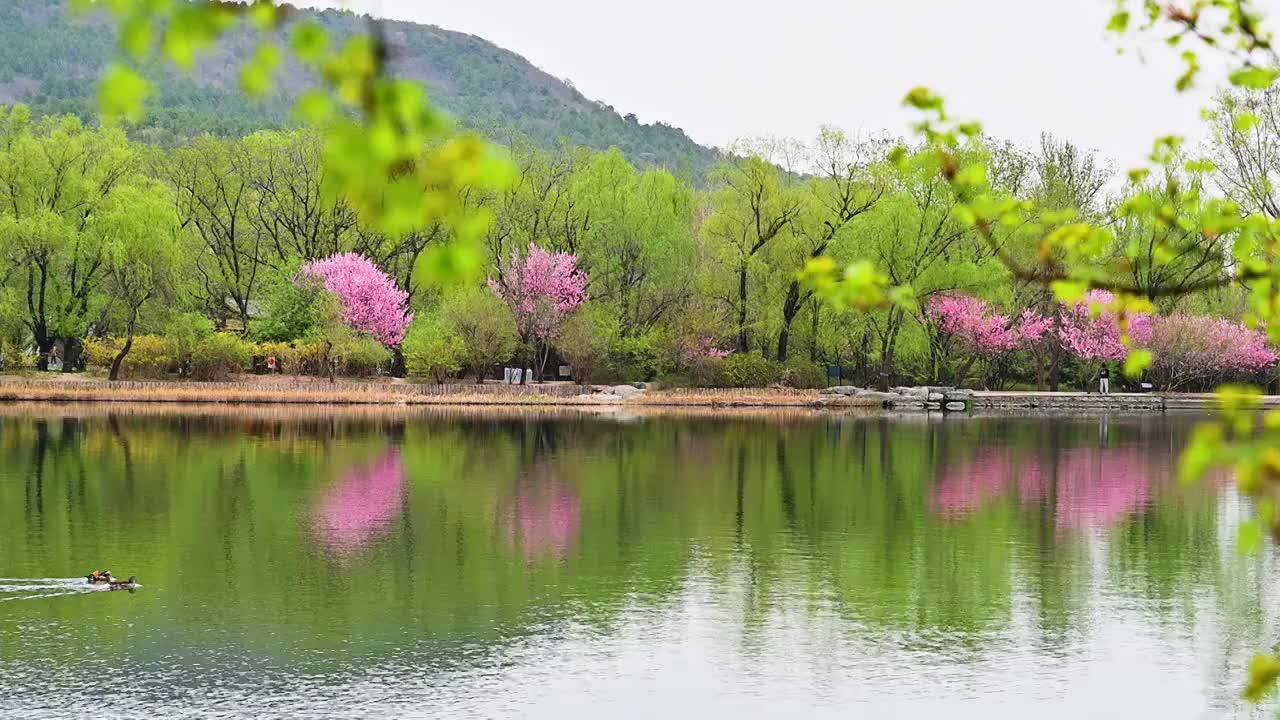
[819,385,974,412]
[818,385,1280,413]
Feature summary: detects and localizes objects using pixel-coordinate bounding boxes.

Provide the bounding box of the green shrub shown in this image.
[441,287,518,382]
[607,333,670,381]
[334,336,392,376]
[165,313,215,375]
[280,342,329,376]
[190,333,253,380]
[403,317,463,382]
[554,305,617,383]
[1,343,35,371]
[83,338,118,370]
[83,336,174,378]
[780,360,826,389]
[714,354,782,388]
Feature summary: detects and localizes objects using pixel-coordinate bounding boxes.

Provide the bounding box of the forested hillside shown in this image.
[0,0,719,176]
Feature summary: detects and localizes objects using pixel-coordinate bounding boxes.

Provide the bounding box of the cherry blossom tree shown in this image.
[925,294,1052,387]
[300,253,413,346]
[490,243,588,382]
[1139,315,1277,390]
[1055,290,1151,364]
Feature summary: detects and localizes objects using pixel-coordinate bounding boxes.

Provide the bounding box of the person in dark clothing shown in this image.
[1099,366,1111,395]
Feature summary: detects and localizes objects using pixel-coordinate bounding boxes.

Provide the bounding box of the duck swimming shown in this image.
[86,571,139,590]
[86,570,113,585]
[108,576,139,591]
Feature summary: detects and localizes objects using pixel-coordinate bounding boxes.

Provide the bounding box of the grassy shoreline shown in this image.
[3,376,1273,413]
[0,377,836,408]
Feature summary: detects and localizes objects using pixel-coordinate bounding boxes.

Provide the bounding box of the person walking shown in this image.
[1099,365,1110,395]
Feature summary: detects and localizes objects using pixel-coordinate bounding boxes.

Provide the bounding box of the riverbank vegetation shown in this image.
[0,104,1276,391]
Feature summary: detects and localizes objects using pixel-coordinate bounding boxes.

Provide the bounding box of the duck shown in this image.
[108,576,140,591]
[86,570,114,585]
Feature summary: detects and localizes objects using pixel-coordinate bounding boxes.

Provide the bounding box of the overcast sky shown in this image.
[300,0,1228,169]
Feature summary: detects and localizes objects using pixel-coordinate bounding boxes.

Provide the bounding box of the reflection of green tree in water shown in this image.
[0,411,1247,672]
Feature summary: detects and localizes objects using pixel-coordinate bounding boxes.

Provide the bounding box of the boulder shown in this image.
[854,390,901,403]
[824,385,862,396]
[945,401,968,412]
[927,392,945,402]
[892,386,930,398]
[944,389,975,401]
[609,385,644,399]
[926,401,942,411]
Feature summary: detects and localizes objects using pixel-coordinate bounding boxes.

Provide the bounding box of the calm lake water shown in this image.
[0,406,1275,719]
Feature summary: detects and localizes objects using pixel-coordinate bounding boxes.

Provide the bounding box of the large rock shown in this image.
[824,385,862,396]
[609,385,644,399]
[945,401,968,412]
[854,390,900,403]
[944,389,975,401]
[892,386,930,398]
[927,392,945,402]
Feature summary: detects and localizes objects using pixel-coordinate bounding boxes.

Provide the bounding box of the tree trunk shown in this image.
[63,337,83,373]
[325,340,335,384]
[737,266,750,353]
[878,345,894,391]
[1049,312,1063,391]
[390,346,406,378]
[1049,341,1062,392]
[108,334,134,382]
[808,303,818,362]
[35,336,54,372]
[776,281,803,362]
[534,342,550,383]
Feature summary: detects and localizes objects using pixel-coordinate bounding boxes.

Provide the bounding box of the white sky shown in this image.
[300,0,1245,170]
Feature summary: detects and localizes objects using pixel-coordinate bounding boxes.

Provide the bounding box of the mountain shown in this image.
[0,0,721,177]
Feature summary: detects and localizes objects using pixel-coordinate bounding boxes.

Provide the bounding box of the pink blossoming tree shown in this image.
[301,253,413,346]
[1055,290,1152,364]
[936,290,1275,390]
[926,294,1052,388]
[490,243,589,382]
[1137,315,1276,390]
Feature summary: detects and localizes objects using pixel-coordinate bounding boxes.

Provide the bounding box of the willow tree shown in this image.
[156,135,265,329]
[851,147,998,389]
[703,153,802,353]
[775,128,886,362]
[0,108,137,370]
[570,149,697,337]
[92,182,180,381]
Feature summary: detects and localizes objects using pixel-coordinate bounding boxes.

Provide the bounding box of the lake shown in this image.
[0,405,1272,719]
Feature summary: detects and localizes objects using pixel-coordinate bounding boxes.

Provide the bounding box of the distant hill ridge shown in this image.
[0,0,721,177]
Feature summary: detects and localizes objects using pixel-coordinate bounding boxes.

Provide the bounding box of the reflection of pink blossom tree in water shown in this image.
[933,445,1159,530]
[314,451,405,554]
[501,479,582,561]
